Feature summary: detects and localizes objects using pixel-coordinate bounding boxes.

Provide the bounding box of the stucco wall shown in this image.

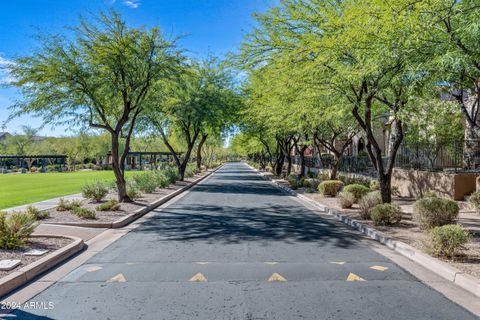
[392,168,478,200]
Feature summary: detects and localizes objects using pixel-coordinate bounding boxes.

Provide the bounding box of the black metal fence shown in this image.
[393,141,463,172]
[289,140,466,174]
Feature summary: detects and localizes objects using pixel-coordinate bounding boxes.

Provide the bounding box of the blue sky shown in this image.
[0,0,272,136]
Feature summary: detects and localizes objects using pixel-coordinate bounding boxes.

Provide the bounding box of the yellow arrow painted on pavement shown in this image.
[189,272,207,282]
[370,265,388,271]
[346,273,365,282]
[84,266,102,272]
[107,273,126,283]
[268,273,287,282]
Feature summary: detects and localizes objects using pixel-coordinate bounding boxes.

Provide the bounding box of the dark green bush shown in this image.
[133,172,158,193]
[96,200,121,211]
[184,164,199,178]
[370,203,402,226]
[163,167,178,184]
[343,184,370,202]
[413,197,459,229]
[26,205,49,220]
[428,224,470,259]
[0,211,38,249]
[57,198,82,211]
[72,206,96,219]
[318,180,344,196]
[287,174,301,190]
[81,180,109,202]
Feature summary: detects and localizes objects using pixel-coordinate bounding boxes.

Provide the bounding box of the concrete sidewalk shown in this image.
[3,193,83,214]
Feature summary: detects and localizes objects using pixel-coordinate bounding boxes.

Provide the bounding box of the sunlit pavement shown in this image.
[9,163,477,319]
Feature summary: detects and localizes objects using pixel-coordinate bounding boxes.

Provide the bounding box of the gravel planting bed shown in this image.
[0,236,72,278]
[41,173,206,224]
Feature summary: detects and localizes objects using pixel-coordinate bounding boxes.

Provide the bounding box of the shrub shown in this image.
[317,170,330,181]
[153,170,171,188]
[337,172,370,187]
[184,164,199,178]
[26,205,48,220]
[370,203,402,226]
[369,180,380,191]
[81,180,109,202]
[423,191,439,198]
[287,174,300,190]
[71,206,96,219]
[163,167,178,184]
[468,191,480,213]
[343,184,370,202]
[126,180,141,200]
[133,172,158,193]
[428,225,470,259]
[338,191,355,209]
[359,191,382,219]
[413,197,459,229]
[318,180,344,196]
[57,198,82,211]
[0,212,38,249]
[96,200,121,211]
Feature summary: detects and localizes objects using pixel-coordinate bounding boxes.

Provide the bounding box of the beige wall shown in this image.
[392,168,478,200]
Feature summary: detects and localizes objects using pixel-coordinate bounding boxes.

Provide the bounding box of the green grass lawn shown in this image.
[0,171,137,210]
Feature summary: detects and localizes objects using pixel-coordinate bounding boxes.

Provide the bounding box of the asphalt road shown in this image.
[9,162,478,319]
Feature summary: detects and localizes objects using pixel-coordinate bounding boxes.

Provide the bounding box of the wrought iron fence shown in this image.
[290,140,466,173]
[393,141,463,172]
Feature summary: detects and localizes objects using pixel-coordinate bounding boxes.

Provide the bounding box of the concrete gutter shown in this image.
[0,235,85,298]
[42,167,222,229]
[247,164,480,299]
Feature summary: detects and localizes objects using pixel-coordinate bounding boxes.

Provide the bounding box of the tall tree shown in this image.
[8,11,182,201]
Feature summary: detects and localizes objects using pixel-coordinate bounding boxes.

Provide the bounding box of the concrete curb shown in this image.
[0,234,85,298]
[43,166,223,229]
[246,164,480,298]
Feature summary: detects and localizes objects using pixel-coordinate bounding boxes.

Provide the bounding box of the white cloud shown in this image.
[0,55,15,85]
[123,0,140,8]
[108,0,141,9]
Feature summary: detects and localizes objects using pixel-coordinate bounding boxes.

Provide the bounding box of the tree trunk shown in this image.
[196,134,208,170]
[464,127,480,169]
[330,153,341,180]
[286,153,292,175]
[111,132,131,203]
[274,154,284,176]
[378,173,392,203]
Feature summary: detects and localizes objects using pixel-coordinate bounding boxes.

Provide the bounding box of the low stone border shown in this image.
[0,235,85,298]
[43,166,223,229]
[247,164,480,298]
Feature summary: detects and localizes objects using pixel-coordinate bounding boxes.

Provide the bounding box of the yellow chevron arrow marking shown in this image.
[346,273,365,282]
[84,266,102,272]
[189,272,207,282]
[268,273,287,282]
[107,273,126,283]
[370,265,388,271]
[330,261,346,265]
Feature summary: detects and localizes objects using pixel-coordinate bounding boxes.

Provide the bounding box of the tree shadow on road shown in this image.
[136,203,357,248]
